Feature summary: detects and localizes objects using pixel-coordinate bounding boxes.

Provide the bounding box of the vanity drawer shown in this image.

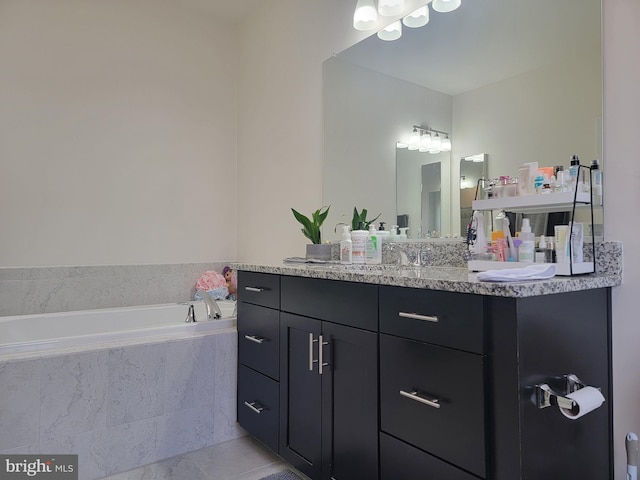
[238,271,280,309]
[380,286,484,353]
[237,302,280,380]
[281,276,377,332]
[237,364,279,453]
[380,334,486,478]
[380,432,480,480]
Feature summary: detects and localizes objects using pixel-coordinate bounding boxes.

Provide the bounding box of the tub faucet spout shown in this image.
[196,289,222,319]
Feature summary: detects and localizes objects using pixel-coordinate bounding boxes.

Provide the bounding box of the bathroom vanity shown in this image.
[235,264,620,480]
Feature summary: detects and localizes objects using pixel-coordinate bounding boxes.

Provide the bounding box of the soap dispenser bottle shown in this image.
[340,225,352,264]
[399,227,409,239]
[365,224,382,265]
[351,222,368,265]
[377,221,390,246]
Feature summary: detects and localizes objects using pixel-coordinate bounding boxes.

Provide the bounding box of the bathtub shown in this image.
[0,299,236,356]
[0,299,241,478]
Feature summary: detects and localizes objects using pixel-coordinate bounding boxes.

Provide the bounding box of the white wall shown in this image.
[0,0,238,266]
[238,0,640,476]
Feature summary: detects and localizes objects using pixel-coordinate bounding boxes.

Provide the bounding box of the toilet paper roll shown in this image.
[559,386,605,420]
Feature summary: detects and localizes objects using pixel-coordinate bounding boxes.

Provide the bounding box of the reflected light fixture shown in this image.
[408,127,420,150]
[429,133,442,154]
[399,126,451,154]
[377,20,402,41]
[378,0,405,17]
[432,0,462,13]
[353,0,378,31]
[441,135,452,152]
[403,5,429,28]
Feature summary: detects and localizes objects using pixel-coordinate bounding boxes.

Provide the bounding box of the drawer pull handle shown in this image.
[398,312,439,323]
[245,286,265,293]
[400,390,441,409]
[244,335,265,344]
[244,401,265,414]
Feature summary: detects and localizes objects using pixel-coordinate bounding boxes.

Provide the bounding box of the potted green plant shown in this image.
[291,205,332,260]
[351,207,381,230]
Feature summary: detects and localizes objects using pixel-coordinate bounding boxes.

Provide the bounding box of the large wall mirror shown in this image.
[323,0,602,240]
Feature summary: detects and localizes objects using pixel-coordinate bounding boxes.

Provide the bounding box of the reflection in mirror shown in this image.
[460,154,488,237]
[396,148,450,238]
[322,0,602,240]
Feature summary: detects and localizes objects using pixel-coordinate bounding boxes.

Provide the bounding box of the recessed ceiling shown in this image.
[337,0,601,96]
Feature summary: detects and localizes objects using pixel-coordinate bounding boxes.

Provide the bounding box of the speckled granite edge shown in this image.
[232,262,621,298]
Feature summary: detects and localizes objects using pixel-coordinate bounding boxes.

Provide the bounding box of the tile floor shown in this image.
[100,435,310,480]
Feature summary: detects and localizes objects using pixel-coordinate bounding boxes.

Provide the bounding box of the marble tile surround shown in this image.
[0,262,231,317]
[0,331,245,480]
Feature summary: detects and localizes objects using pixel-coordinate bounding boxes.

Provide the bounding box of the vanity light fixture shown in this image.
[408,127,420,150]
[378,0,405,16]
[430,133,442,153]
[403,5,429,28]
[353,0,378,31]
[377,20,402,41]
[441,135,452,152]
[431,0,462,13]
[398,125,451,154]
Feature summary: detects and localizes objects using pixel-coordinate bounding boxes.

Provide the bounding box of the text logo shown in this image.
[0,455,77,480]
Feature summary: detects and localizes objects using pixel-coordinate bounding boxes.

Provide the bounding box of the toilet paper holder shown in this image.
[534,374,599,410]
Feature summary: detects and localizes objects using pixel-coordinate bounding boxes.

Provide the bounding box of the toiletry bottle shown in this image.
[351,222,368,264]
[535,235,547,263]
[377,222,390,248]
[388,225,399,241]
[591,159,602,200]
[399,227,409,239]
[365,224,382,264]
[546,238,555,263]
[534,171,544,193]
[339,225,352,265]
[568,154,581,191]
[518,218,535,263]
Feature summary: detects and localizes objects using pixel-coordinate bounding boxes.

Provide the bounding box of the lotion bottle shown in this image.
[399,227,409,239]
[339,225,352,264]
[365,224,382,264]
[518,218,535,263]
[535,235,547,263]
[351,222,367,264]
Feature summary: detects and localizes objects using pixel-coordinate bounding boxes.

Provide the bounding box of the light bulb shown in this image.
[441,137,452,151]
[432,0,461,13]
[403,5,429,28]
[378,0,405,17]
[353,0,378,31]
[377,20,402,41]
[420,131,432,149]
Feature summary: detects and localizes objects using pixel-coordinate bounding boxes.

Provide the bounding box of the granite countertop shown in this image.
[233,262,621,298]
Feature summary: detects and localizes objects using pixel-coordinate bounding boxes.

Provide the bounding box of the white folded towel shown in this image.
[477,264,556,282]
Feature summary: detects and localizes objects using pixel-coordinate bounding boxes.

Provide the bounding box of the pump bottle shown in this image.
[339,225,352,264]
[365,224,382,264]
[518,218,535,263]
[350,222,368,264]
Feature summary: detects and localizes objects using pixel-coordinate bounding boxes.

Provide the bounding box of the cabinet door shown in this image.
[280,313,322,480]
[321,322,378,480]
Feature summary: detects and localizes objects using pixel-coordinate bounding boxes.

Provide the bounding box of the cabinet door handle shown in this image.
[309,333,319,371]
[318,335,330,375]
[244,335,264,344]
[245,286,265,293]
[398,312,439,323]
[244,401,265,414]
[399,390,441,409]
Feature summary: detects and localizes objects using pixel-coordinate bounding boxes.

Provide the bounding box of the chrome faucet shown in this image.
[387,242,432,267]
[196,289,222,320]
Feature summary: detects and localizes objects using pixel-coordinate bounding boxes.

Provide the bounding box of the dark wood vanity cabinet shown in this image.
[237,271,612,480]
[236,272,281,452]
[279,276,379,480]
